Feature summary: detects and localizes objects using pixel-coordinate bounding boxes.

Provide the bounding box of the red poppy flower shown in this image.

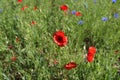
[18,0,22,3]
[75,12,82,16]
[53,30,68,47]
[8,45,13,49]
[60,4,68,11]
[21,6,28,11]
[21,7,24,11]
[64,62,77,70]
[87,55,94,62]
[88,46,97,55]
[87,52,94,57]
[11,56,17,62]
[34,6,37,10]
[54,60,58,65]
[86,46,96,62]
[31,21,36,25]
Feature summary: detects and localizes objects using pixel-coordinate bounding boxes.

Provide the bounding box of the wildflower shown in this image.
[88,46,97,55]
[53,30,68,47]
[87,55,94,62]
[11,56,17,62]
[21,7,24,11]
[74,0,78,2]
[114,13,119,18]
[54,60,58,65]
[94,0,96,3]
[0,9,3,13]
[31,21,36,25]
[34,6,37,10]
[112,0,116,3]
[60,4,68,16]
[102,17,108,21]
[75,12,82,16]
[8,45,13,49]
[86,46,97,62]
[71,10,76,15]
[21,6,28,11]
[64,62,77,70]
[78,20,84,25]
[18,0,22,3]
[60,4,68,11]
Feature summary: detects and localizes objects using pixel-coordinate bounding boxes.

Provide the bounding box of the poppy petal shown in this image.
[64,62,77,70]
[87,55,94,62]
[53,30,68,47]
[60,4,68,11]
[88,46,97,55]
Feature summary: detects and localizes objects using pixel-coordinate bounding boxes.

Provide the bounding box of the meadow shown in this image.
[0,0,120,80]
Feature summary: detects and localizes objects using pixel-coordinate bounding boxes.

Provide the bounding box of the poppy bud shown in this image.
[11,56,17,62]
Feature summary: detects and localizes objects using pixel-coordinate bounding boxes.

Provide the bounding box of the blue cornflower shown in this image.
[71,10,76,15]
[114,13,119,18]
[112,0,116,3]
[0,9,3,13]
[94,0,96,3]
[78,20,84,25]
[75,0,78,1]
[102,17,108,21]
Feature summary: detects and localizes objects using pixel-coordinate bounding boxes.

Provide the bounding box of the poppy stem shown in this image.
[64,11,66,16]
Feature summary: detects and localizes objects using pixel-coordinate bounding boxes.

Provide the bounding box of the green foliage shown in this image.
[0,0,120,80]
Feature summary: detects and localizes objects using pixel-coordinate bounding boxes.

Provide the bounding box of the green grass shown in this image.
[0,0,120,80]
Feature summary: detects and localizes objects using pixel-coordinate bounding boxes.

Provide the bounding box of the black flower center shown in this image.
[56,36,64,43]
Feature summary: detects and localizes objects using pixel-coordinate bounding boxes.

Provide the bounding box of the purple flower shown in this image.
[112,0,116,3]
[94,0,96,3]
[74,0,78,2]
[0,9,3,13]
[78,20,84,25]
[114,13,119,18]
[71,10,76,15]
[102,17,108,21]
